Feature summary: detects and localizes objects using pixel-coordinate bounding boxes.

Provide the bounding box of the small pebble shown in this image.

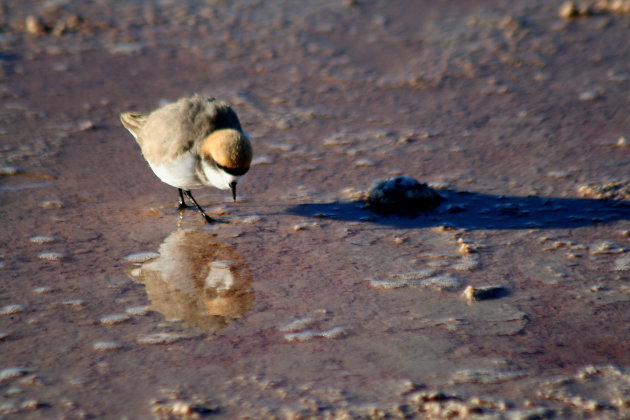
[25,316,41,325]
[172,401,194,415]
[534,72,551,81]
[52,62,69,72]
[151,400,217,417]
[0,304,27,315]
[547,170,570,179]
[369,279,411,289]
[33,286,53,294]
[29,236,56,244]
[452,257,480,271]
[92,341,123,352]
[239,215,262,224]
[125,306,150,316]
[77,120,97,131]
[61,299,85,308]
[265,142,294,151]
[37,252,65,261]
[0,401,18,414]
[25,15,47,35]
[318,326,347,339]
[123,252,159,263]
[284,327,346,342]
[458,242,474,255]
[578,91,599,101]
[422,276,463,290]
[559,1,582,18]
[0,166,19,176]
[99,314,130,325]
[0,367,36,383]
[578,181,630,200]
[20,399,46,410]
[4,385,22,396]
[613,257,630,271]
[41,199,65,209]
[591,241,625,255]
[251,156,275,165]
[353,158,376,167]
[108,42,145,56]
[279,318,315,332]
[393,269,437,280]
[462,285,507,301]
[284,330,317,342]
[136,333,193,345]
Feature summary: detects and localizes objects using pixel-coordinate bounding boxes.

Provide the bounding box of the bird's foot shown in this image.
[201,213,216,223]
[182,189,217,224]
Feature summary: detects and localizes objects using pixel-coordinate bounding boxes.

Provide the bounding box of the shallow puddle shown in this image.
[127,230,255,333]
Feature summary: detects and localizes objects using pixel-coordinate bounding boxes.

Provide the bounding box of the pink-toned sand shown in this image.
[1,0,629,417]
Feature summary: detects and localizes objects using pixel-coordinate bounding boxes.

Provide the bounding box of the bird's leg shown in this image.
[178,188,187,210]
[183,190,215,223]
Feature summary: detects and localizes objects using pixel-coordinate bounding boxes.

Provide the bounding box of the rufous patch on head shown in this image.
[201,129,253,170]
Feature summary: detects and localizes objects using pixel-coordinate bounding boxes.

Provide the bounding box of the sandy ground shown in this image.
[1,0,630,418]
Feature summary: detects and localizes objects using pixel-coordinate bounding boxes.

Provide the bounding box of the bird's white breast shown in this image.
[148,153,204,190]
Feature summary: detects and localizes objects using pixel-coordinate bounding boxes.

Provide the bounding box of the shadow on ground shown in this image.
[288,190,630,230]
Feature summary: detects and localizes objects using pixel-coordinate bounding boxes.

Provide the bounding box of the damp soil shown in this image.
[1,0,630,418]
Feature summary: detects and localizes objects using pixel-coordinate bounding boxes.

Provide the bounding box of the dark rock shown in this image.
[367,176,443,214]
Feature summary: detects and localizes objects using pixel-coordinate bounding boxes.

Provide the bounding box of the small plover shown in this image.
[120,95,253,223]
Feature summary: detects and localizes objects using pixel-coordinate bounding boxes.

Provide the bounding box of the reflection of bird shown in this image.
[126,230,254,332]
[120,95,253,223]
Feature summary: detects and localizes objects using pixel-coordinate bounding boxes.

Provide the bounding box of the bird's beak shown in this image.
[230,181,237,201]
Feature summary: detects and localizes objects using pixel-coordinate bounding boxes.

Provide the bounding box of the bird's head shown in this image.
[200,129,253,200]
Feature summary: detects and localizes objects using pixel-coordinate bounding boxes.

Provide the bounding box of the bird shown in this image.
[120,95,253,223]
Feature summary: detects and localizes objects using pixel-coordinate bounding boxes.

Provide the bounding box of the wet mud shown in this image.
[1,0,630,418]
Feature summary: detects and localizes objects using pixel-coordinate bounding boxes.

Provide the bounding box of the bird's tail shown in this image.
[120,112,148,142]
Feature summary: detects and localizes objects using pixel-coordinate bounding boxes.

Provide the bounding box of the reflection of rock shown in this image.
[126,230,254,332]
[367,176,442,214]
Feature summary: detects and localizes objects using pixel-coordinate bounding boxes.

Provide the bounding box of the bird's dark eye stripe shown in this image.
[216,163,249,176]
